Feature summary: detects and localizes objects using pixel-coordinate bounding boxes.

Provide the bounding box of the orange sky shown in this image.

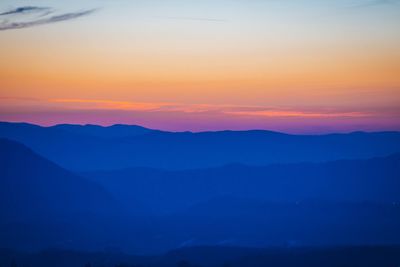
[0,0,399,132]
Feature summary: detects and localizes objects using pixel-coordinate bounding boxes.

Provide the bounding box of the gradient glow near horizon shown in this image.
[0,0,399,133]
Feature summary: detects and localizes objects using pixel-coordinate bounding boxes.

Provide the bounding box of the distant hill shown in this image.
[52,123,156,138]
[81,155,400,250]
[1,122,400,171]
[84,154,400,214]
[156,197,400,248]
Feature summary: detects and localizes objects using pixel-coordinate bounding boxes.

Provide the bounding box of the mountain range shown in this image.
[1,121,400,170]
[83,154,400,214]
[1,122,400,253]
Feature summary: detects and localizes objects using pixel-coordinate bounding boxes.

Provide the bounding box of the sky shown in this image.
[0,0,399,133]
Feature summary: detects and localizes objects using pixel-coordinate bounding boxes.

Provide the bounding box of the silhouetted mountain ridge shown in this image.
[52,123,157,138]
[1,122,400,171]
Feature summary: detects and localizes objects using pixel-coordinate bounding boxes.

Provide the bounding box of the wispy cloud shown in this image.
[1,97,398,133]
[48,98,373,119]
[224,110,369,118]
[50,99,177,112]
[50,98,244,114]
[0,96,41,101]
[0,7,97,31]
[0,6,51,16]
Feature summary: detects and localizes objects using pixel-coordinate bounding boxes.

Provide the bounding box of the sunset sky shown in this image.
[0,0,399,133]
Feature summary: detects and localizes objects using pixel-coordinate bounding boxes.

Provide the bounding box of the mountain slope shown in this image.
[0,138,117,222]
[0,138,169,252]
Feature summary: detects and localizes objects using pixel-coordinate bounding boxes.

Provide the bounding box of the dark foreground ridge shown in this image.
[1,246,400,267]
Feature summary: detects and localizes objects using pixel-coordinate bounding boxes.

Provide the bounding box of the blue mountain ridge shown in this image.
[1,121,400,171]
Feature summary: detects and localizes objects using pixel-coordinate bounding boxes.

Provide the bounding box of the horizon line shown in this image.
[1,120,399,136]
